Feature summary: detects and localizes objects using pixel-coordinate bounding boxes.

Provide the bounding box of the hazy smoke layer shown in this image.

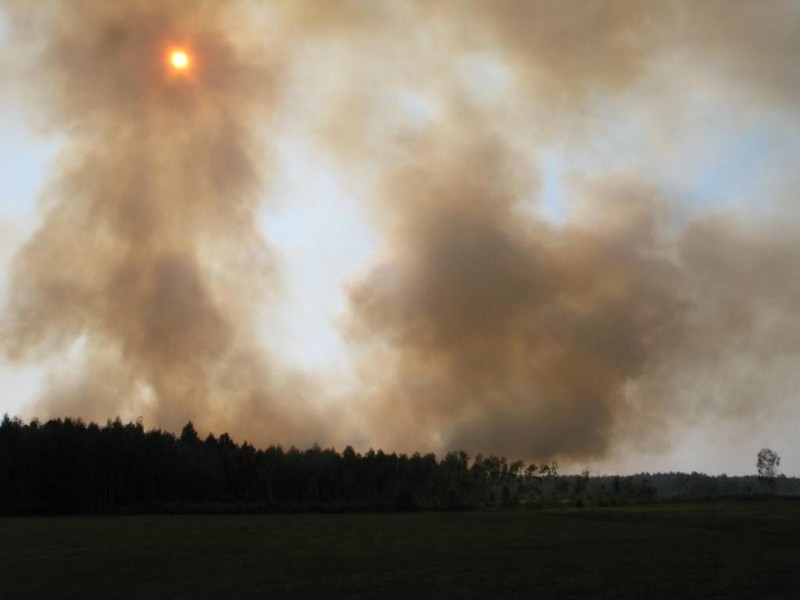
[2,1,799,465]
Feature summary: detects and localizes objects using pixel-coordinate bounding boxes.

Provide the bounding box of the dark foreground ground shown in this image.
[1,500,798,599]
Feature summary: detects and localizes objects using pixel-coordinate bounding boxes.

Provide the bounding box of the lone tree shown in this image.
[757,448,780,480]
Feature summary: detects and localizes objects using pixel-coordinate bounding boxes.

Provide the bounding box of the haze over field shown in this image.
[1,0,799,475]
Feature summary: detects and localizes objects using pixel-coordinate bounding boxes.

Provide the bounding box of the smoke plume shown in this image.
[0,0,327,442]
[2,1,799,468]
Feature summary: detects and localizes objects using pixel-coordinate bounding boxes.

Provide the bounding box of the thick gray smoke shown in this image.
[2,1,799,467]
[0,0,329,442]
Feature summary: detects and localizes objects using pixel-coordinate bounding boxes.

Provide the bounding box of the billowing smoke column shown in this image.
[0,1,322,440]
[2,1,800,467]
[315,0,800,463]
[346,140,686,458]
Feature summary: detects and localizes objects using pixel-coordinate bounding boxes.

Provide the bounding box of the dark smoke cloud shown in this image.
[0,0,333,443]
[309,1,800,463]
[2,1,799,467]
[345,132,687,459]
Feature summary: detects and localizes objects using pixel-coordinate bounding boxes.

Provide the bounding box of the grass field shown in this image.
[1,500,798,599]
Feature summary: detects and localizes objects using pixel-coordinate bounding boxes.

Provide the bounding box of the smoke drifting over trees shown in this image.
[1,1,799,469]
[0,1,324,444]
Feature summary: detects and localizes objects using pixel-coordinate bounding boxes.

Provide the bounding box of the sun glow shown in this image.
[169,49,191,71]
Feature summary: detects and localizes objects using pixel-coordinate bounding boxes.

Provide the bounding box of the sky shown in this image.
[1,1,799,476]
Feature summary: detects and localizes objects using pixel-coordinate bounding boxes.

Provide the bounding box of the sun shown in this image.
[169,49,191,71]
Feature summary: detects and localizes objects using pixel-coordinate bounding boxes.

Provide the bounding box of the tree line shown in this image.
[1,416,795,514]
[0,416,554,514]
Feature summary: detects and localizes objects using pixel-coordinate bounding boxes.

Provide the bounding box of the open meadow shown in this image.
[1,500,798,599]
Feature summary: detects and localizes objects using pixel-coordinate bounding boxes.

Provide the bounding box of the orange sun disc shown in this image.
[170,50,190,71]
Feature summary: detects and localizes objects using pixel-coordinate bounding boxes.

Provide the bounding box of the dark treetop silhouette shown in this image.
[1,416,796,514]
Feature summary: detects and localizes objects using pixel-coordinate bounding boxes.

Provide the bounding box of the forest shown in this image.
[1,415,796,514]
